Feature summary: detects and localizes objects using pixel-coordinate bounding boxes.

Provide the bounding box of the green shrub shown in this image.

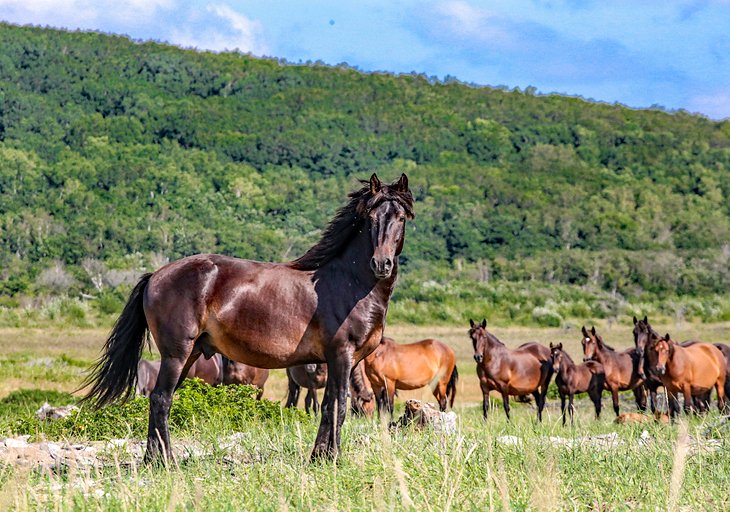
[531,306,563,327]
[8,379,305,440]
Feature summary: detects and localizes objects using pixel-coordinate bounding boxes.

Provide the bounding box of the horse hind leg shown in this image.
[434,381,448,412]
[145,353,191,464]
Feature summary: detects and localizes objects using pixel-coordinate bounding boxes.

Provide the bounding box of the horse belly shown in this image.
[207,270,322,367]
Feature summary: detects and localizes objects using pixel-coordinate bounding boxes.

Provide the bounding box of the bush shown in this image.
[8,379,305,440]
[531,306,563,327]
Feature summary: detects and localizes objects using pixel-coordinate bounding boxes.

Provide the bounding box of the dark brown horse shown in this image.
[549,343,605,425]
[286,364,328,414]
[83,174,414,462]
[220,357,269,399]
[581,326,645,416]
[363,336,458,413]
[135,354,223,397]
[646,333,726,417]
[469,319,552,421]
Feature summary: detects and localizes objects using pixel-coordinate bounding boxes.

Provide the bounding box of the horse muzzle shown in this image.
[474,354,484,364]
[370,256,393,279]
[655,366,666,376]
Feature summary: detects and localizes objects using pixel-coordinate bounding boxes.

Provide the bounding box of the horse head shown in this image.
[361,173,414,279]
[469,318,488,363]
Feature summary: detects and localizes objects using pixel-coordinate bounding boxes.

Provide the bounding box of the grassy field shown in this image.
[0,321,729,510]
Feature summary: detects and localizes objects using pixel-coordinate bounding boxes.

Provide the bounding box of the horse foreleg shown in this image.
[560,393,567,427]
[311,388,320,415]
[386,380,396,415]
[311,352,352,461]
[501,392,511,421]
[682,385,693,415]
[611,388,620,416]
[568,393,575,426]
[285,372,301,409]
[633,385,647,412]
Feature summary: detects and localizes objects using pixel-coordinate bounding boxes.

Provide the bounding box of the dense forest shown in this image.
[1,23,729,325]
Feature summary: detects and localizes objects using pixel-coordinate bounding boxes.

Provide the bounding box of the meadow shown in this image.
[0,320,729,510]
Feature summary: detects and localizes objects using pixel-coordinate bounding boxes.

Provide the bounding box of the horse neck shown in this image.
[482,332,506,361]
[557,352,576,378]
[326,222,398,297]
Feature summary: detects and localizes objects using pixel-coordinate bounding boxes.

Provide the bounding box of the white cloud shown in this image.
[0,0,175,27]
[170,4,268,55]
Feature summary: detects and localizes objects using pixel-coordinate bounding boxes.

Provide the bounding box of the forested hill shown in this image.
[1,23,729,305]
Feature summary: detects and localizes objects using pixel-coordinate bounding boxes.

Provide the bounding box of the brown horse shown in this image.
[363,336,458,413]
[349,362,376,417]
[220,357,269,399]
[549,343,605,425]
[469,319,552,421]
[135,354,223,397]
[581,326,645,416]
[634,317,728,412]
[646,333,726,417]
[286,363,328,414]
[83,173,414,462]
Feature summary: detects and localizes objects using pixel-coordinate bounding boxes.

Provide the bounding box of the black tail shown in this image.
[80,273,152,407]
[446,365,459,408]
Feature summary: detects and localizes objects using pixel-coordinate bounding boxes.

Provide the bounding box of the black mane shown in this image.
[289,179,414,271]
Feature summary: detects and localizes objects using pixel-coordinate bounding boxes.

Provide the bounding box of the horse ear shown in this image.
[581,325,588,336]
[664,333,671,342]
[369,173,381,195]
[549,342,555,349]
[394,173,409,192]
[469,319,475,328]
[591,326,596,335]
[633,316,638,325]
[558,342,563,350]
[643,315,648,323]
[481,319,487,328]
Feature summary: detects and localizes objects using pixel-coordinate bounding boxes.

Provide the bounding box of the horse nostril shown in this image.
[384,258,393,270]
[370,257,377,272]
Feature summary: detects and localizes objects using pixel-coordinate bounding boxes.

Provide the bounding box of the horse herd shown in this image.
[134,314,728,429]
[82,174,728,463]
[134,336,458,419]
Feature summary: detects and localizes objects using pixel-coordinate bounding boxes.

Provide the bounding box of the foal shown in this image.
[550,343,605,425]
[581,326,645,416]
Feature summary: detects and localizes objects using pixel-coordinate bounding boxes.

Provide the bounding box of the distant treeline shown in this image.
[1,24,729,316]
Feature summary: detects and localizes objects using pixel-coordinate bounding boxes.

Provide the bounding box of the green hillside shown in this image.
[1,23,729,325]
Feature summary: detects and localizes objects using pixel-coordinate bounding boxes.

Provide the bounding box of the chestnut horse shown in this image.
[349,362,376,417]
[581,326,645,416]
[363,336,458,413]
[469,319,552,421]
[646,333,726,417]
[135,354,223,397]
[634,316,729,412]
[286,363,328,414]
[83,174,414,462]
[549,343,605,425]
[220,357,269,399]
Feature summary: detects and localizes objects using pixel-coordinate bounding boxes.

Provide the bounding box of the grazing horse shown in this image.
[469,319,552,421]
[220,357,269,399]
[349,362,376,417]
[135,355,223,397]
[286,364,328,414]
[82,173,414,462]
[549,343,605,426]
[581,326,645,416]
[646,333,726,417]
[363,337,458,413]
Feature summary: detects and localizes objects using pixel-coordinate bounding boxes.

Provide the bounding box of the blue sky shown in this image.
[2,0,729,119]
